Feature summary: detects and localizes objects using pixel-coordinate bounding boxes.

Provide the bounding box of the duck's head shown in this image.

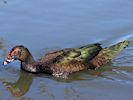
[3,45,33,65]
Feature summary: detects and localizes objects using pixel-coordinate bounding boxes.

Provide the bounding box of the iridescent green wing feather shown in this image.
[58,43,102,64]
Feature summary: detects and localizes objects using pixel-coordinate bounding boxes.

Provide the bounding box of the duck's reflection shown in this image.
[2,63,133,98]
[2,71,33,97]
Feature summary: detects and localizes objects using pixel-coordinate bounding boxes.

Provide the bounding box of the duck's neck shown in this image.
[25,54,35,64]
[21,53,37,73]
[20,51,52,74]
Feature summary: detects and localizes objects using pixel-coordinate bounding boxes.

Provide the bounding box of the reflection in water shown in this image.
[2,71,33,98]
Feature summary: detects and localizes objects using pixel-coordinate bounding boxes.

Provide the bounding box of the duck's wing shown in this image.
[56,43,102,64]
[40,43,102,64]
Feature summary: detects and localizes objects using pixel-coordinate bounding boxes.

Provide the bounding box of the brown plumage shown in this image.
[3,40,129,78]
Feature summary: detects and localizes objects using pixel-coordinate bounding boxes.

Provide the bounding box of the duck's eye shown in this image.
[14,52,17,56]
[9,51,18,59]
[14,51,21,57]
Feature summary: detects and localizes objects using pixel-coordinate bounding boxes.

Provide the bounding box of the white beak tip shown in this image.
[3,59,14,65]
[3,61,8,65]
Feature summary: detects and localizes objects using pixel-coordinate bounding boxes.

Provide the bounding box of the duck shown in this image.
[3,40,129,78]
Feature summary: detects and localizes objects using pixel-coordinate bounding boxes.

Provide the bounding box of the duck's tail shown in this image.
[90,40,129,68]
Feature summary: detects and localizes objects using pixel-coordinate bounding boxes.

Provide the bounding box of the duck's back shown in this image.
[40,44,102,63]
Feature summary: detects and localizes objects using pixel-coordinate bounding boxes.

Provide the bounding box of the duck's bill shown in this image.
[3,59,14,65]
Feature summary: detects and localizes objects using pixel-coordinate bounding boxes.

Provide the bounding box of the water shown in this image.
[0,0,133,100]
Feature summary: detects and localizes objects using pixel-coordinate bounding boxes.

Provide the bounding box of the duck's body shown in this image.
[3,40,129,78]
